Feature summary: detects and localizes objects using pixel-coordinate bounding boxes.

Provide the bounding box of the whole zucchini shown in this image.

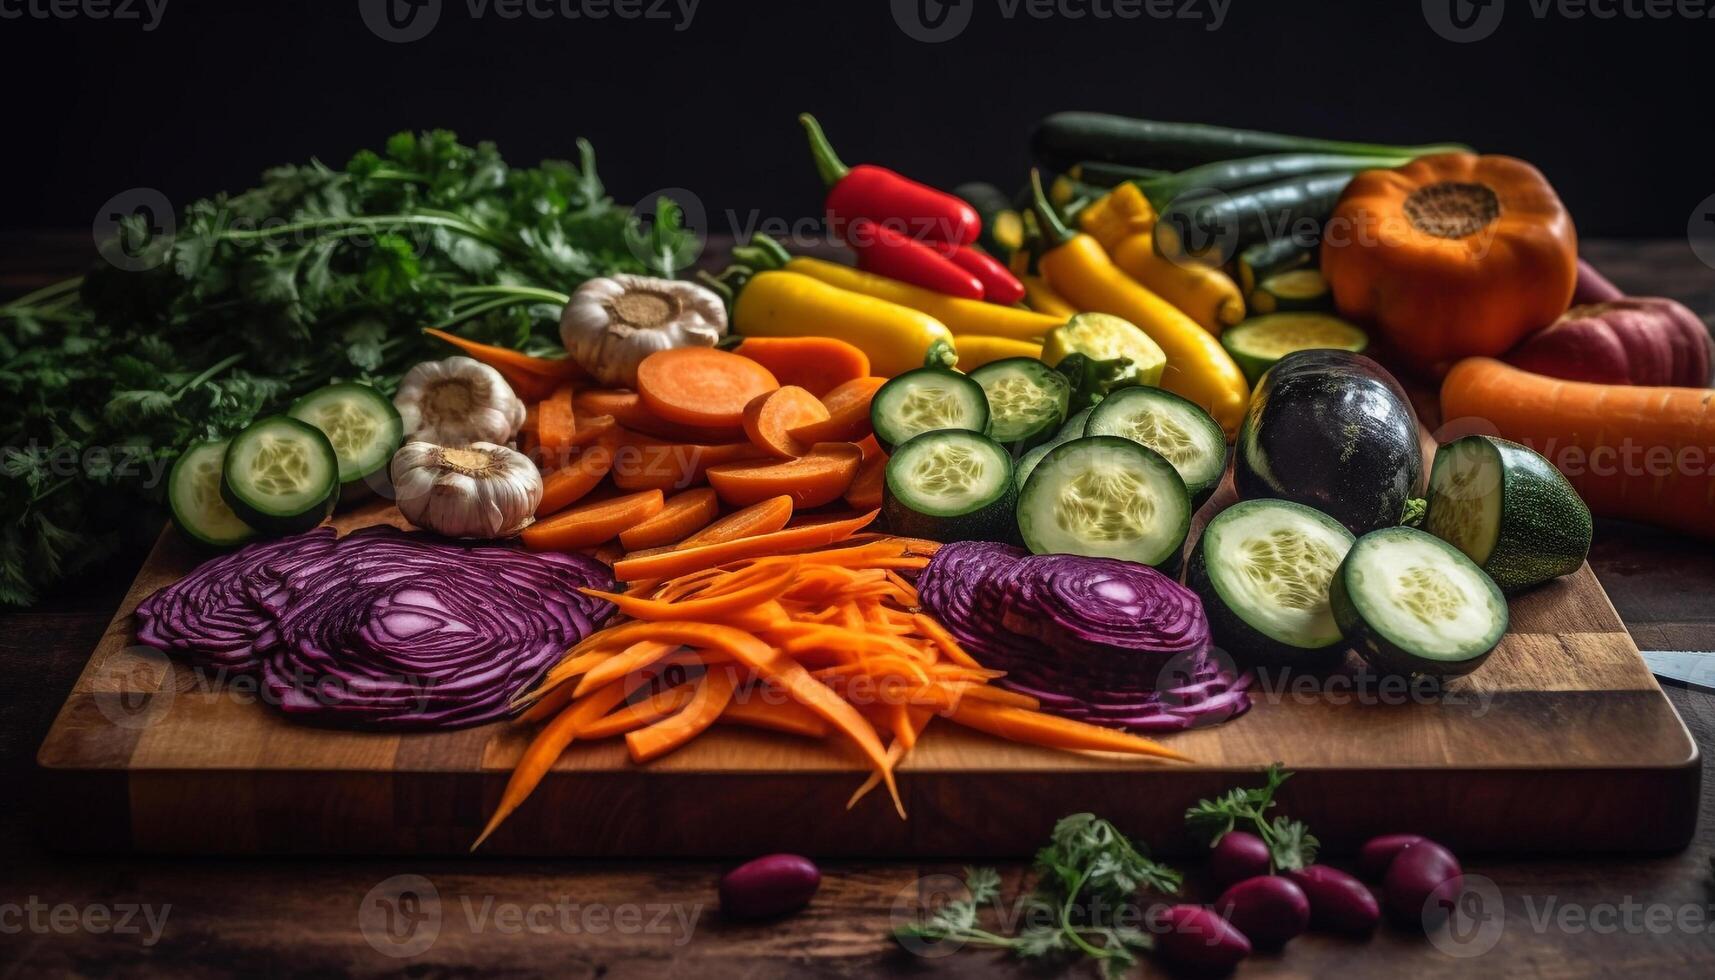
[1136,153,1407,210]
[1154,172,1356,265]
[1234,350,1423,535]
[1031,112,1469,172]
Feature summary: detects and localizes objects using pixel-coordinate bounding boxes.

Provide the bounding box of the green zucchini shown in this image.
[1329,526,1508,677]
[1220,313,1369,384]
[869,368,990,453]
[1135,153,1410,210]
[168,440,257,548]
[954,182,1024,258]
[1238,237,1315,295]
[1017,435,1190,570]
[969,357,1071,452]
[1189,499,1355,667]
[1084,386,1228,508]
[287,382,403,500]
[1031,112,1470,172]
[1155,172,1357,265]
[1249,268,1331,315]
[1424,435,1592,592]
[882,430,1017,544]
[220,416,340,535]
[1066,160,1170,189]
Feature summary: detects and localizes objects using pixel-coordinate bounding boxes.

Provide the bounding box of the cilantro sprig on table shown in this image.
[1184,763,1320,872]
[0,130,692,606]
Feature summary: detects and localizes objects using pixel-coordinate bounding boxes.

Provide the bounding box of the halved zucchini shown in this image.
[1041,312,1166,388]
[1424,435,1591,592]
[1084,386,1228,508]
[970,357,1071,452]
[882,430,1017,543]
[870,368,990,453]
[1248,268,1331,315]
[1329,526,1508,676]
[1220,313,1369,384]
[1016,436,1190,569]
[1188,499,1354,667]
[220,416,340,535]
[287,382,403,500]
[168,440,257,548]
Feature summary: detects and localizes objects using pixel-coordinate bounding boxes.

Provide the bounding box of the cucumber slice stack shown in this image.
[168,440,258,548]
[1424,435,1591,592]
[221,416,341,535]
[1016,435,1190,570]
[882,430,1018,544]
[1084,386,1228,507]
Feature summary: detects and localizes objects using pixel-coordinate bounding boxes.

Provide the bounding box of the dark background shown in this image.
[0,0,1709,238]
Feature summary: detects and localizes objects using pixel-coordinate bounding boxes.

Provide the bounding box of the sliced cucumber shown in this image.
[1329,526,1508,677]
[1238,237,1313,296]
[882,430,1017,543]
[220,416,340,535]
[970,357,1071,452]
[1220,313,1369,385]
[1015,407,1094,490]
[1425,435,1591,592]
[1248,268,1331,315]
[1084,386,1228,508]
[168,440,257,548]
[1017,436,1190,569]
[287,382,404,499]
[1189,500,1354,667]
[870,368,989,453]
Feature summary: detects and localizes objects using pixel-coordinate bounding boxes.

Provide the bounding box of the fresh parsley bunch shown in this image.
[0,130,692,606]
[1184,763,1320,872]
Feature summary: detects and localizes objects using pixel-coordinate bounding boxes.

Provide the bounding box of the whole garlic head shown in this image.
[559,274,727,387]
[394,356,526,447]
[391,441,543,539]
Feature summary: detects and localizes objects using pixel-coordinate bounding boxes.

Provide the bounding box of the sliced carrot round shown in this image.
[706,442,864,509]
[744,385,831,459]
[788,376,886,445]
[636,348,779,429]
[618,488,721,551]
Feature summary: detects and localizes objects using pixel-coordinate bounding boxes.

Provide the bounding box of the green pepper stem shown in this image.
[799,114,850,187]
[1029,170,1076,249]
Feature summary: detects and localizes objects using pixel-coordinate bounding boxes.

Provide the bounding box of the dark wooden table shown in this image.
[3,239,1714,977]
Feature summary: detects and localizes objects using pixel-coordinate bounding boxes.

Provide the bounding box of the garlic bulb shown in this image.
[391,441,543,539]
[559,274,727,387]
[394,357,527,447]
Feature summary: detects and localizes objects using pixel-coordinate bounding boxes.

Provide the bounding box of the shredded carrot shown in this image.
[578,682,698,740]
[573,640,679,698]
[625,667,737,763]
[719,694,830,739]
[472,680,627,850]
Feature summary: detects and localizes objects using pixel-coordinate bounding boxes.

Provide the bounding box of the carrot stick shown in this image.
[947,699,1191,763]
[788,376,886,444]
[611,510,878,581]
[582,561,799,623]
[573,640,679,698]
[618,488,720,551]
[472,679,628,850]
[535,443,615,516]
[522,489,665,551]
[608,431,769,492]
[912,614,984,670]
[677,495,794,548]
[578,682,698,740]
[705,442,864,508]
[718,695,831,739]
[537,383,577,454]
[625,668,738,763]
[733,336,871,398]
[743,385,832,459]
[424,327,585,380]
[843,449,887,511]
[636,347,780,429]
[847,710,932,809]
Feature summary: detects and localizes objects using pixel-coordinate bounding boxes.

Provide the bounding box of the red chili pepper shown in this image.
[847,218,985,300]
[800,114,979,246]
[926,241,1027,306]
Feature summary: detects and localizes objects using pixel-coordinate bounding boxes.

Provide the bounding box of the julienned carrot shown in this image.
[843,450,887,511]
[611,510,879,581]
[574,389,746,444]
[583,561,800,623]
[788,376,886,444]
[625,668,738,763]
[1440,357,1715,538]
[912,613,983,670]
[522,489,665,551]
[948,698,1192,762]
[536,443,615,516]
[744,385,831,459]
[636,347,780,429]
[577,681,698,740]
[733,336,871,398]
[472,679,627,850]
[718,696,831,739]
[573,640,679,698]
[618,488,720,550]
[677,495,795,548]
[609,431,768,492]
[538,384,577,452]
[706,442,864,509]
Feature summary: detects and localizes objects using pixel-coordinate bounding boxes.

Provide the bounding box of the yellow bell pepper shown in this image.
[1029,173,1250,438]
[953,335,1043,371]
[1079,182,1157,251]
[1020,274,1078,319]
[731,270,954,378]
[785,256,1065,342]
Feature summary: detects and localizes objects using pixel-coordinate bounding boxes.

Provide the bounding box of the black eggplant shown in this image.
[1234,350,1423,535]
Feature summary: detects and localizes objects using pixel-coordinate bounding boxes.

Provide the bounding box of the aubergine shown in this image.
[1234,350,1423,535]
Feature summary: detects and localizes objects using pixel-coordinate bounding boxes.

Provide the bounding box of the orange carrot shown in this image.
[522,489,665,551]
[635,348,779,429]
[677,495,794,548]
[912,613,983,670]
[568,413,618,447]
[612,510,878,581]
[572,639,679,698]
[584,561,799,623]
[1440,357,1715,539]
[573,389,746,444]
[718,695,831,739]
[577,682,698,740]
[706,442,863,508]
[536,442,614,516]
[856,434,883,460]
[624,668,737,763]
[522,402,540,438]
[733,336,871,398]
[537,384,577,453]
[743,385,832,459]
[843,449,888,511]
[608,432,768,492]
[423,327,584,401]
[788,376,886,444]
[948,699,1190,762]
[472,679,627,850]
[618,488,720,550]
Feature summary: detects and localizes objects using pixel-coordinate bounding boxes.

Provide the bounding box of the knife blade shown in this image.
[1639,650,1715,694]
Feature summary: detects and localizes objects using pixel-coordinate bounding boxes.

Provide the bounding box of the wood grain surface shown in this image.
[4,239,1714,977]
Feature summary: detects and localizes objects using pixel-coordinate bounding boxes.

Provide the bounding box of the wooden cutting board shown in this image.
[35,389,1702,858]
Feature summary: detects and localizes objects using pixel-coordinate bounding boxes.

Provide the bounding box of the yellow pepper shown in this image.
[1029,173,1250,438]
[953,335,1043,371]
[731,270,954,378]
[1020,274,1078,319]
[785,256,1065,342]
[1079,182,1157,251]
[1081,183,1243,335]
